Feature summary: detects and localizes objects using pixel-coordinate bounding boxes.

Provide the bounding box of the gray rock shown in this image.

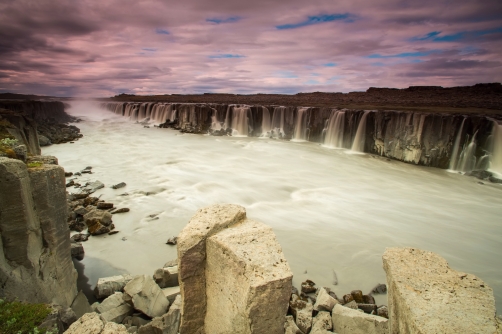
[94,274,135,299]
[371,283,387,294]
[153,266,179,288]
[357,303,377,314]
[343,300,358,310]
[161,286,181,304]
[39,135,52,146]
[97,202,114,210]
[71,290,93,319]
[96,292,127,314]
[166,237,177,245]
[138,295,181,334]
[313,287,339,312]
[124,275,170,318]
[13,144,27,162]
[112,182,127,189]
[290,296,313,334]
[301,279,317,294]
[284,315,303,334]
[74,205,89,215]
[81,180,105,194]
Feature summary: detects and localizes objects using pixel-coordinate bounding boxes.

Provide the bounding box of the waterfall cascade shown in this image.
[271,107,286,138]
[491,121,502,175]
[351,111,370,152]
[324,110,346,148]
[260,107,271,137]
[223,105,250,136]
[449,118,466,171]
[292,107,310,142]
[150,104,175,123]
[211,108,222,131]
[457,131,478,173]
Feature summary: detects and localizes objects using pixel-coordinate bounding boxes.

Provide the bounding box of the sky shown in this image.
[0,0,501,97]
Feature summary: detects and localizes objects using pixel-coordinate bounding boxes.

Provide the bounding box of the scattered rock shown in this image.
[351,290,364,303]
[123,275,170,318]
[71,233,89,242]
[65,172,73,177]
[81,180,105,194]
[66,180,75,187]
[84,208,113,226]
[39,135,52,146]
[111,208,130,214]
[343,294,354,304]
[108,231,119,235]
[358,303,377,314]
[343,300,358,310]
[97,202,114,210]
[376,305,388,319]
[313,287,339,312]
[96,292,134,323]
[137,295,181,334]
[301,279,317,294]
[112,182,127,189]
[69,219,86,232]
[71,290,93,319]
[86,219,111,236]
[166,236,177,245]
[95,274,135,299]
[290,297,313,333]
[64,312,105,334]
[363,294,375,304]
[153,266,179,288]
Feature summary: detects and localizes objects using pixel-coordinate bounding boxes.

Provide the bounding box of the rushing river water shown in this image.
[44,101,502,311]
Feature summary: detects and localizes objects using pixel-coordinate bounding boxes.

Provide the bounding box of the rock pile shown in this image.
[37,120,82,145]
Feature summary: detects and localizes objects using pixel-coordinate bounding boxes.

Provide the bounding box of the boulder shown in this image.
[177,204,246,334]
[94,274,135,299]
[311,311,333,333]
[138,295,182,334]
[153,266,178,288]
[205,218,293,334]
[81,180,105,194]
[162,286,181,304]
[376,305,388,319]
[84,208,113,226]
[96,292,133,323]
[332,304,389,334]
[86,218,111,235]
[383,247,500,334]
[39,135,52,146]
[313,287,339,312]
[124,275,170,318]
[301,279,317,294]
[351,290,364,303]
[71,243,85,259]
[284,315,303,334]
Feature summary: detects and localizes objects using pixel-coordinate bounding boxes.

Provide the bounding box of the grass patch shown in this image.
[0,299,53,334]
[27,161,43,168]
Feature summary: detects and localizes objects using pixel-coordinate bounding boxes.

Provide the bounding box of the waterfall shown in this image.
[457,131,478,172]
[211,108,222,131]
[230,106,250,136]
[271,107,286,138]
[351,111,370,152]
[490,121,502,174]
[224,105,233,130]
[449,118,466,170]
[324,110,346,148]
[292,107,309,142]
[260,107,271,137]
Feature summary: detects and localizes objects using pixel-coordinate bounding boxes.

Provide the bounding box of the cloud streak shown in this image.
[0,0,501,97]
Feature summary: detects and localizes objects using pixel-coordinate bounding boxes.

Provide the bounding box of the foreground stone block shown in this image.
[383,247,500,334]
[64,312,105,333]
[314,287,339,312]
[124,275,169,318]
[205,218,293,334]
[177,204,246,334]
[332,304,389,334]
[138,295,182,334]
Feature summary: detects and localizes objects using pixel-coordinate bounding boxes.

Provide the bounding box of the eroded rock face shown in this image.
[177,204,292,334]
[383,247,500,334]
[0,158,77,307]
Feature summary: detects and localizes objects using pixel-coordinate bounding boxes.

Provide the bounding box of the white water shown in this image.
[260,107,271,137]
[45,101,502,312]
[271,106,286,138]
[292,107,310,142]
[351,111,370,152]
[229,106,250,137]
[458,132,478,173]
[324,110,346,148]
[449,118,466,171]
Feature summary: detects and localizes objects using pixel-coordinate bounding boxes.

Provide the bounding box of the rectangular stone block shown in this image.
[383,247,500,334]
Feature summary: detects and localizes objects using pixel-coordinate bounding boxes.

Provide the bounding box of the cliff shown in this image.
[0,157,78,307]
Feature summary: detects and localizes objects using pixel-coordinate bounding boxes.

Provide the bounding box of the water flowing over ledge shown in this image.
[101,102,502,175]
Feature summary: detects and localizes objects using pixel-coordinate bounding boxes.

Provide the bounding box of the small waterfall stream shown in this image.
[351,111,370,152]
[324,110,346,148]
[449,118,466,171]
[211,108,222,131]
[491,121,502,174]
[458,131,478,172]
[292,107,310,142]
[261,107,271,137]
[271,107,286,138]
[229,106,250,136]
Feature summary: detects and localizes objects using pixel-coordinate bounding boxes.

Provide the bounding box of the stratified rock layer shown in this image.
[0,157,77,307]
[383,247,500,334]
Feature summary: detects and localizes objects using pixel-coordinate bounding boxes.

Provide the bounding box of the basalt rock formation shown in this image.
[0,157,78,307]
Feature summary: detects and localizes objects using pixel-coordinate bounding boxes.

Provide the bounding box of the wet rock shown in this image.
[166,236,177,245]
[376,305,388,319]
[284,315,303,334]
[301,279,317,294]
[81,180,104,194]
[489,176,502,183]
[84,208,113,226]
[74,172,81,176]
[69,220,86,232]
[70,233,89,242]
[97,202,114,210]
[81,170,92,174]
[311,311,333,333]
[73,192,89,199]
[95,274,135,299]
[343,294,354,304]
[371,283,387,294]
[465,170,493,180]
[111,208,130,214]
[351,290,364,303]
[13,144,27,162]
[66,180,75,187]
[86,219,111,236]
[163,259,178,268]
[124,275,170,318]
[363,294,375,304]
[357,303,377,314]
[112,182,127,189]
[108,230,119,235]
[332,304,389,334]
[65,172,73,177]
[74,205,88,216]
[313,287,339,312]
[290,297,313,333]
[83,196,100,207]
[292,286,299,296]
[71,243,84,259]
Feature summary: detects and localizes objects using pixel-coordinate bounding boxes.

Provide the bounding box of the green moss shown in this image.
[27,161,43,168]
[0,299,53,334]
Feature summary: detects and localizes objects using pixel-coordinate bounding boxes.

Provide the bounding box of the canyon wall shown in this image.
[0,100,71,123]
[102,102,502,172]
[0,157,78,307]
